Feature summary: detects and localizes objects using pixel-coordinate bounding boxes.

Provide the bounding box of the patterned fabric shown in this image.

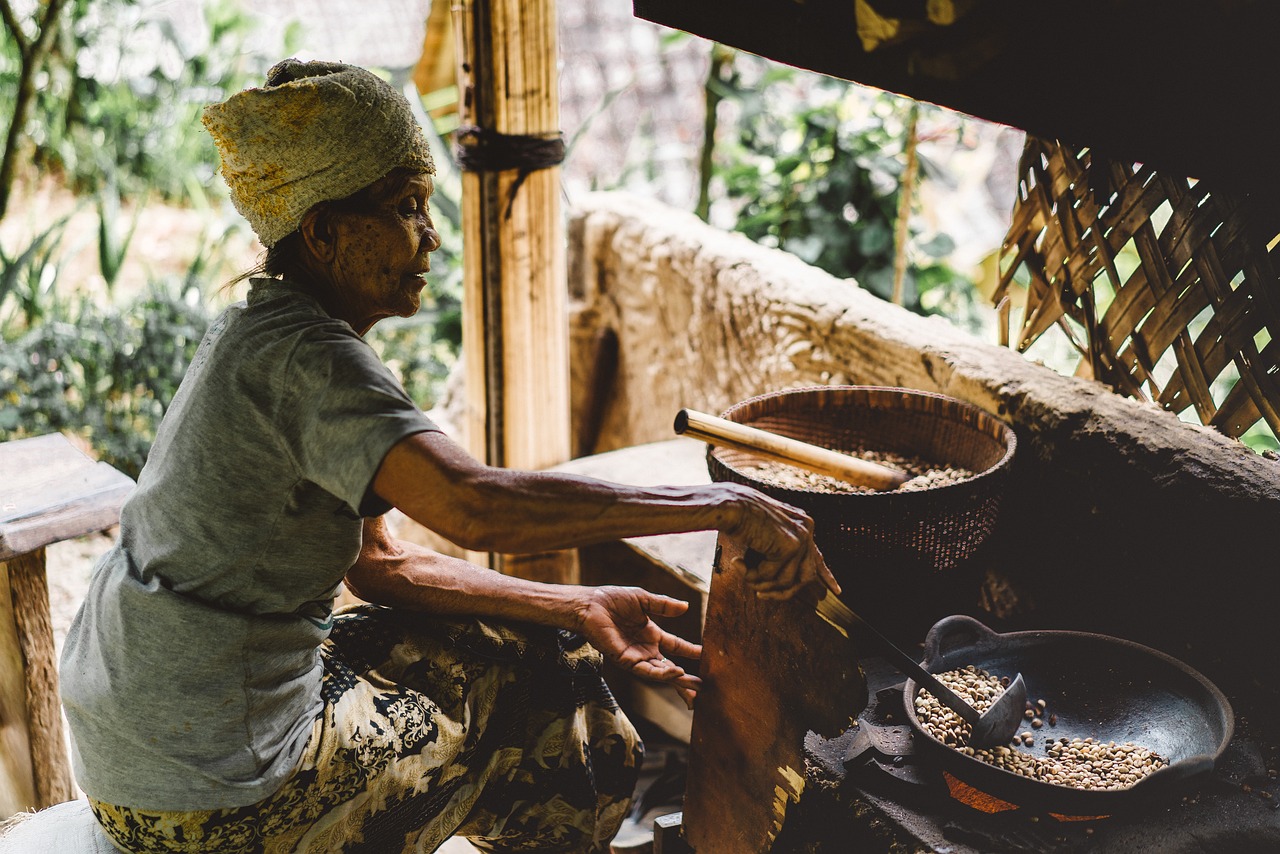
[88,605,642,854]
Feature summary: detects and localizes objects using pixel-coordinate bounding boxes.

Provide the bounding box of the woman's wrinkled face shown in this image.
[328,170,442,333]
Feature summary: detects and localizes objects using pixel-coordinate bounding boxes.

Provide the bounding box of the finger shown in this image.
[756,587,803,601]
[749,561,803,594]
[640,593,690,619]
[817,561,842,596]
[633,657,686,681]
[805,541,841,595]
[675,685,697,710]
[743,556,786,585]
[658,633,702,660]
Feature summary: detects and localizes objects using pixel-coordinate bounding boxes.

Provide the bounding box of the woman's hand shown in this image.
[719,482,841,601]
[574,586,703,709]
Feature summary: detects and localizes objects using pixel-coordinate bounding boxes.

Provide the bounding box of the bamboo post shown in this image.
[891,101,920,307]
[453,0,575,582]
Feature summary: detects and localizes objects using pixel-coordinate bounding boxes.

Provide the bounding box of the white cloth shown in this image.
[0,801,117,854]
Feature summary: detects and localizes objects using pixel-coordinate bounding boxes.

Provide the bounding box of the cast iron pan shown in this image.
[902,615,1234,815]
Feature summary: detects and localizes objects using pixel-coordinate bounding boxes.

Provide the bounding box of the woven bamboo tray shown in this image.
[706,386,1016,637]
[996,136,1280,445]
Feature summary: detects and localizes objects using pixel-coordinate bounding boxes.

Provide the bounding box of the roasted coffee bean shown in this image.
[912,665,1168,790]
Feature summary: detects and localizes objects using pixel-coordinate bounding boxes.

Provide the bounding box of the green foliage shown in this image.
[0,210,79,335]
[712,55,978,325]
[95,174,141,294]
[13,0,272,202]
[0,276,212,478]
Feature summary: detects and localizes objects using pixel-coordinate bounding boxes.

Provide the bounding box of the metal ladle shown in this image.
[816,593,1028,749]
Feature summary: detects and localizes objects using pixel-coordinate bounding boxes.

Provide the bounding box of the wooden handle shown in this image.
[674,408,909,491]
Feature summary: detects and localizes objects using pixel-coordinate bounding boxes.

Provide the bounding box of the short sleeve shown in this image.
[280,324,439,515]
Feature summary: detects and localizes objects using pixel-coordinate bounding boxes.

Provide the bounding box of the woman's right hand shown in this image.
[717,482,841,600]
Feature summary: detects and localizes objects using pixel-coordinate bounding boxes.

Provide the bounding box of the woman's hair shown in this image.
[222,234,303,292]
[222,167,424,292]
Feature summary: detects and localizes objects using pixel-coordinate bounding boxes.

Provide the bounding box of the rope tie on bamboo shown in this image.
[454,125,565,217]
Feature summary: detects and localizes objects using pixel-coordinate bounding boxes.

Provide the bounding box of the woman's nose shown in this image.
[423,226,442,253]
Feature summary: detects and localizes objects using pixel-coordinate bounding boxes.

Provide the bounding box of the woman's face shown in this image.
[326,170,442,334]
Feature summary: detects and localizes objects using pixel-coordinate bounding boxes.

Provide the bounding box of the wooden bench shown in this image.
[551,438,717,742]
[0,434,134,817]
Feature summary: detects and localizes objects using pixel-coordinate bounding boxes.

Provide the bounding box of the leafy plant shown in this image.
[0,0,71,220]
[0,210,78,335]
[95,171,142,295]
[0,275,212,478]
[710,54,978,325]
[10,0,275,203]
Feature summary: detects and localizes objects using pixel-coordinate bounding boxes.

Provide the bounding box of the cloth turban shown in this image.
[202,59,436,247]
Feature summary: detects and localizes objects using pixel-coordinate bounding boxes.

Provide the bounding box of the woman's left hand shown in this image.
[574,586,703,709]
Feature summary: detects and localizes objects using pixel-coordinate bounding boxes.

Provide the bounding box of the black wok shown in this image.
[902,615,1234,815]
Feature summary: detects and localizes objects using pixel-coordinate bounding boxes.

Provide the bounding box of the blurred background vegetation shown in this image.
[2,0,1272,480]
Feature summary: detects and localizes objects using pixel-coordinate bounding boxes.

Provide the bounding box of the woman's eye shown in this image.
[399,198,419,215]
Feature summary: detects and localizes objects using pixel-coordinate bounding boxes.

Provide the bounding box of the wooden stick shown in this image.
[674,408,909,491]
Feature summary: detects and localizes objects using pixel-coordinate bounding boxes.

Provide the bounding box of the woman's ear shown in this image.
[299,205,339,263]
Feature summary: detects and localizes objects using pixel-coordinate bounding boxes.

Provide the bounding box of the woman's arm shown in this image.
[370,430,839,599]
[346,515,704,706]
[345,515,587,626]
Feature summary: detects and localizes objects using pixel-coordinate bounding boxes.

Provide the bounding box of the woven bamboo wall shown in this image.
[995,137,1280,445]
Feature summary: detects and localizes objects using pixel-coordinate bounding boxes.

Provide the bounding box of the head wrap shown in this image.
[202,59,436,247]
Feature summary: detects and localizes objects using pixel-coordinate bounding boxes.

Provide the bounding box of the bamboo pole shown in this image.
[453,0,574,581]
[674,409,909,491]
[891,102,920,307]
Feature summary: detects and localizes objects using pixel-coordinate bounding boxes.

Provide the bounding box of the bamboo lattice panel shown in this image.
[995,137,1280,443]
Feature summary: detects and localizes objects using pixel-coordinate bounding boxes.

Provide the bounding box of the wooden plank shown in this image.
[0,433,92,494]
[624,531,715,598]
[683,536,868,853]
[5,550,73,808]
[625,680,692,744]
[0,434,134,561]
[0,467,134,562]
[0,559,37,816]
[551,438,711,490]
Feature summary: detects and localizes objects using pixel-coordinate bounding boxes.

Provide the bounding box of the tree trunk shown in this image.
[0,0,69,222]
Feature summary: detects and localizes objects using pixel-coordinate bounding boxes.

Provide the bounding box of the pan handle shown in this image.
[921,614,1002,668]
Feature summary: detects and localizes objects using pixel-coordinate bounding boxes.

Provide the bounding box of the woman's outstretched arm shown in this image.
[369,430,839,600]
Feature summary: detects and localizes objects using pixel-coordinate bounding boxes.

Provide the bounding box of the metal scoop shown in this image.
[816,593,1028,749]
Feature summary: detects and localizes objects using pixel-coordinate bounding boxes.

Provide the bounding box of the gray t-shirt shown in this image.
[59,278,439,810]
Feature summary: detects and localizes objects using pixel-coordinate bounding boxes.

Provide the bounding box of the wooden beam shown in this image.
[4,550,74,809]
[0,556,38,816]
[453,0,573,580]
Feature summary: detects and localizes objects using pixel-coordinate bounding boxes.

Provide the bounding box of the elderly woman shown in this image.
[59,60,837,854]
